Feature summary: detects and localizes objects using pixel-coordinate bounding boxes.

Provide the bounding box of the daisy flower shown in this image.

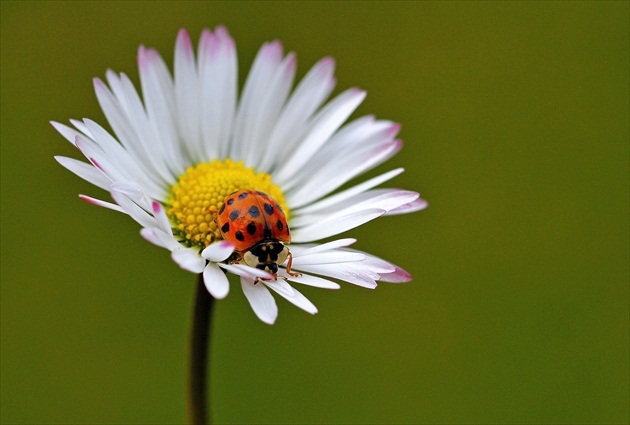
[52,27,427,325]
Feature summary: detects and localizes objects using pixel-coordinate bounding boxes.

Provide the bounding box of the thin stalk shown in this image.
[188,274,214,425]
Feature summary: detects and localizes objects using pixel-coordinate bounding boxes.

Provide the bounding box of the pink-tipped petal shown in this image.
[379,266,412,283]
[79,195,125,212]
[385,198,428,215]
[201,241,235,262]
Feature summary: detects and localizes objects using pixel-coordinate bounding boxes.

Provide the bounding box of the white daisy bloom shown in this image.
[52,27,427,324]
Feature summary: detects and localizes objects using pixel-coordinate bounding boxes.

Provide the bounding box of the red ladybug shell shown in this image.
[216,190,291,252]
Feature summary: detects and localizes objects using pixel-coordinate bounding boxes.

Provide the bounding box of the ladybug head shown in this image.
[243,239,289,278]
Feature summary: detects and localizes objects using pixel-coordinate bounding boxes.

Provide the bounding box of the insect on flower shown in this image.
[216,190,299,281]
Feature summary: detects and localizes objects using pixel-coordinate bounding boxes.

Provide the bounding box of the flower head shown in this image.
[52,27,427,324]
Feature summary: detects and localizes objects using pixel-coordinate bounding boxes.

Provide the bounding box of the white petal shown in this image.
[51,121,87,146]
[262,278,294,298]
[198,27,238,160]
[385,198,428,215]
[174,29,201,161]
[203,264,230,299]
[291,251,365,266]
[138,46,185,175]
[292,263,379,289]
[54,156,110,190]
[115,73,175,185]
[291,208,386,243]
[291,189,419,228]
[280,271,340,289]
[286,140,403,208]
[289,239,357,257]
[379,266,412,283]
[150,201,172,234]
[241,279,277,324]
[83,119,154,190]
[274,88,366,185]
[293,168,404,215]
[201,241,235,262]
[78,195,125,212]
[75,135,124,183]
[140,227,179,250]
[171,246,205,273]
[282,117,398,192]
[220,263,274,281]
[260,57,336,171]
[264,282,317,315]
[245,52,296,168]
[110,189,156,229]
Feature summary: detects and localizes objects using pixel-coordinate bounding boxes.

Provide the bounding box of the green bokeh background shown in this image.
[1,1,628,424]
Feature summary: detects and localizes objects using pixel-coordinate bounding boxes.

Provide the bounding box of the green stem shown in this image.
[188,274,214,425]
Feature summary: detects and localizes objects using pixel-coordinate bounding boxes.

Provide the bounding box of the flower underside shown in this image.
[167,159,289,249]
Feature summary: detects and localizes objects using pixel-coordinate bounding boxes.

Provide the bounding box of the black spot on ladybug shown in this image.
[218,203,226,214]
[235,230,244,241]
[238,192,249,200]
[276,220,284,231]
[248,205,260,218]
[221,223,230,233]
[264,203,274,215]
[246,222,257,235]
[227,198,235,205]
[229,210,241,222]
[263,224,272,238]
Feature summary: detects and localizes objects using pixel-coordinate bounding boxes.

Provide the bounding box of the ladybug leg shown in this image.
[229,253,243,265]
[284,251,302,278]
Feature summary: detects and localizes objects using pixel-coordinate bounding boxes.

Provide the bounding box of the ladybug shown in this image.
[215,190,297,280]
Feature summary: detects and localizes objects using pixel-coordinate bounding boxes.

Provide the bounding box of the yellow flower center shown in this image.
[166,159,289,250]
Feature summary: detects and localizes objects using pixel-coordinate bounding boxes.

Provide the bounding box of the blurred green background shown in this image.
[1,1,628,424]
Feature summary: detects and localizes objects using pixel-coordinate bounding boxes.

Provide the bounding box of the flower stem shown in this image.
[188,274,214,425]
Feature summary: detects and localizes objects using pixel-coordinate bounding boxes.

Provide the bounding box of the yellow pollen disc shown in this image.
[167,159,289,250]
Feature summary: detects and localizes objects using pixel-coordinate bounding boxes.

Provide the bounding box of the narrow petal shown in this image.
[264,282,318,315]
[286,140,403,208]
[201,241,235,262]
[203,264,230,299]
[151,201,172,234]
[379,266,412,283]
[291,208,386,243]
[199,27,238,160]
[294,265,378,289]
[291,251,365,266]
[51,121,86,146]
[273,88,367,185]
[262,278,295,297]
[260,57,336,171]
[280,271,340,289]
[138,46,185,175]
[79,195,125,212]
[54,156,110,190]
[290,189,419,228]
[110,189,156,229]
[220,263,274,281]
[293,168,404,215]
[140,227,179,250]
[174,28,201,161]
[289,239,357,257]
[241,279,277,324]
[385,198,428,215]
